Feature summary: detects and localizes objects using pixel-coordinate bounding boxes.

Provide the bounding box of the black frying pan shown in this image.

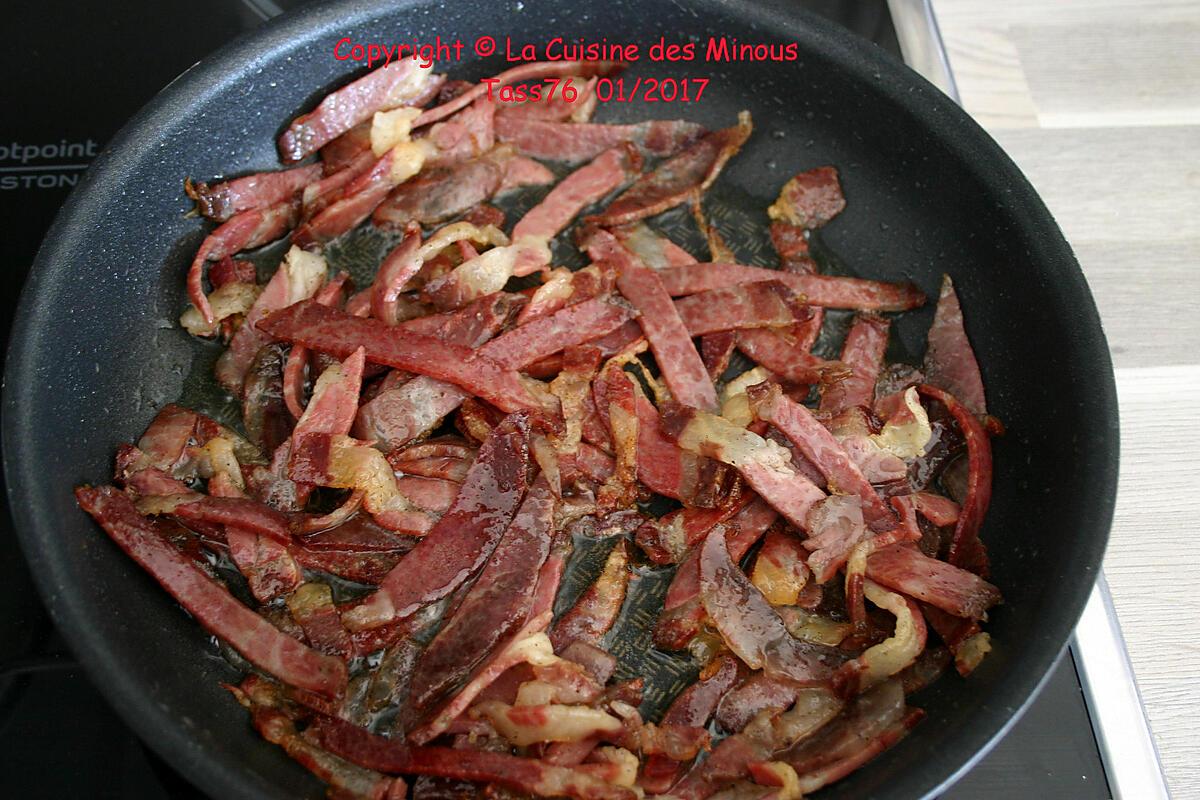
[1,1,1119,797]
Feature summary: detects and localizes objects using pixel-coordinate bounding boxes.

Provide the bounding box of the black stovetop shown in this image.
[0,1,1109,797]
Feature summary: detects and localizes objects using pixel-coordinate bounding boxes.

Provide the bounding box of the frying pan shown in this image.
[1,0,1119,797]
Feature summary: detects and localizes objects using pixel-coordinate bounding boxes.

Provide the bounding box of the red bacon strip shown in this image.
[186,163,323,222]
[256,300,545,415]
[409,478,554,710]
[734,327,844,385]
[495,116,704,163]
[413,61,623,128]
[819,313,891,414]
[660,405,826,531]
[655,262,926,311]
[369,226,424,324]
[698,528,836,684]
[355,298,631,451]
[611,223,698,269]
[549,538,630,651]
[341,413,531,630]
[292,144,428,246]
[279,60,442,163]
[291,347,366,442]
[635,493,752,565]
[767,166,847,229]
[657,506,768,657]
[313,718,637,800]
[187,199,298,326]
[500,154,556,194]
[673,281,797,335]
[372,149,508,229]
[917,384,993,573]
[424,97,496,167]
[302,150,376,214]
[866,543,1000,619]
[215,248,326,396]
[607,241,717,411]
[584,112,752,228]
[715,673,799,733]
[640,654,740,794]
[76,486,346,697]
[284,272,352,419]
[513,145,640,244]
[393,476,459,513]
[747,382,895,531]
[172,497,290,544]
[924,275,988,416]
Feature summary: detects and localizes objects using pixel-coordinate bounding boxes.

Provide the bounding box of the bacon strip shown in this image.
[512,145,640,243]
[520,265,608,327]
[75,486,346,697]
[607,241,716,411]
[819,314,890,414]
[923,275,988,416]
[500,154,557,194]
[302,150,375,214]
[734,327,844,385]
[409,478,554,711]
[320,121,372,171]
[172,496,290,543]
[279,60,441,162]
[216,246,327,396]
[256,300,545,415]
[410,562,562,742]
[584,112,752,228]
[917,384,993,573]
[341,413,531,630]
[766,166,847,229]
[313,718,637,800]
[495,116,704,163]
[291,347,366,442]
[187,199,299,326]
[620,381,724,507]
[661,406,825,530]
[780,680,921,793]
[715,673,799,733]
[292,141,429,245]
[422,239,550,310]
[424,97,496,167]
[243,343,293,453]
[372,149,508,228]
[368,225,423,324]
[655,262,926,311]
[865,544,1001,619]
[640,654,740,794]
[354,298,632,451]
[747,382,895,531]
[393,476,458,513]
[634,493,751,565]
[698,529,836,684]
[672,282,796,335]
[550,538,630,651]
[414,61,623,128]
[610,223,698,270]
[186,163,323,222]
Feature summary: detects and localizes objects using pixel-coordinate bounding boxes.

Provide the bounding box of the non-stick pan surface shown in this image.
[2,1,1118,798]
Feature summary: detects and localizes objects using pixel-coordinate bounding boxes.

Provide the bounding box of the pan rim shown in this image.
[1,0,1119,798]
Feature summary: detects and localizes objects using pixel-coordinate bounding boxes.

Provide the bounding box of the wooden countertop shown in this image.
[932,1,1200,795]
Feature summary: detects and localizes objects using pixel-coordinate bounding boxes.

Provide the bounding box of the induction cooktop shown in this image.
[0,1,1164,797]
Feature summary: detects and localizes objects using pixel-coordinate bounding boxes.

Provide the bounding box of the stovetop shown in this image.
[0,1,1131,797]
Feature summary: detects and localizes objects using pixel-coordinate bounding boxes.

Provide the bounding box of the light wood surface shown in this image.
[933,1,1200,795]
